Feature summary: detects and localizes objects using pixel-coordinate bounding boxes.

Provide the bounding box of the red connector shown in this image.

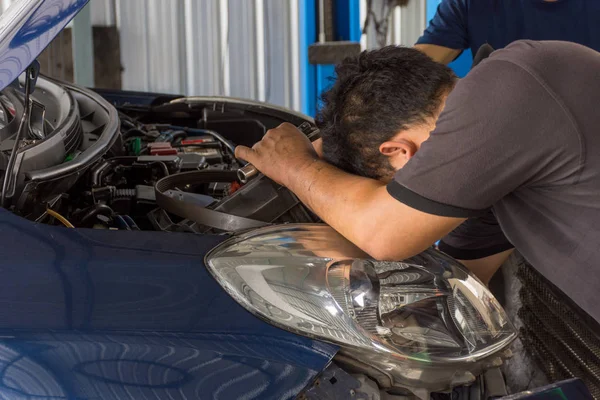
[148,142,178,156]
[181,137,214,145]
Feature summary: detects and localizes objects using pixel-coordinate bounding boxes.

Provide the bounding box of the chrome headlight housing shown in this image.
[206,224,516,397]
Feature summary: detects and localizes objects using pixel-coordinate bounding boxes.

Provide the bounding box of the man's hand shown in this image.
[235,123,318,187]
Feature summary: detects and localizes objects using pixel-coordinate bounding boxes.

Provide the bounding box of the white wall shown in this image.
[112,0,303,111]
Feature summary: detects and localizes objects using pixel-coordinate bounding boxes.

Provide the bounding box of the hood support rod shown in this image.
[1,61,40,208]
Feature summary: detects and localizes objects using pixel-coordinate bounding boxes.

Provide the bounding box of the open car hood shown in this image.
[0,0,88,91]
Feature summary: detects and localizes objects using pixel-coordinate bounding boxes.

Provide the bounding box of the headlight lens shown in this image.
[206,224,516,363]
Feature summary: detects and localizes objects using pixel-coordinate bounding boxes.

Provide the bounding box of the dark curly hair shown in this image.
[315,46,457,180]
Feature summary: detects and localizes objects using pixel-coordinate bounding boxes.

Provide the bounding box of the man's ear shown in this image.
[379,139,418,161]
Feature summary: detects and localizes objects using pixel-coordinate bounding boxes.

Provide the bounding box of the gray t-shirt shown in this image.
[388,40,600,322]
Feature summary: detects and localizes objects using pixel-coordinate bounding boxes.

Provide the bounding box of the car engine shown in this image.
[0,75,319,233]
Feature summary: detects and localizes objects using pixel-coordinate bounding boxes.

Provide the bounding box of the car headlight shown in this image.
[206,224,517,396]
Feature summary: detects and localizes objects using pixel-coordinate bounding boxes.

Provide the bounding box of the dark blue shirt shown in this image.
[417,0,600,59]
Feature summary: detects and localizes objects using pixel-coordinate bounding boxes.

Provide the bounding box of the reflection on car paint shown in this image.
[0,0,88,89]
[0,335,321,399]
[0,209,337,399]
[9,0,89,48]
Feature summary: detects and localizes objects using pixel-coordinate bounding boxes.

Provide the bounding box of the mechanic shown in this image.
[415,0,600,64]
[415,0,600,288]
[235,40,600,323]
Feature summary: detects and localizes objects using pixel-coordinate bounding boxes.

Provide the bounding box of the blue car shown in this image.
[0,1,593,399]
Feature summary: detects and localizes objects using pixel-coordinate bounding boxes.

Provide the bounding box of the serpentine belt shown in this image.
[154,169,270,232]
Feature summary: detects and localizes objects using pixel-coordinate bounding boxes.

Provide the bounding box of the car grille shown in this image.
[517,264,600,399]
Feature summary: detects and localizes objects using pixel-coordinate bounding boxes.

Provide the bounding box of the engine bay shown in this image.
[0,76,319,233]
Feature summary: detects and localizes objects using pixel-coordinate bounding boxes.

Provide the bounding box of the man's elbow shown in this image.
[366,247,400,261]
[355,221,428,261]
[363,239,420,262]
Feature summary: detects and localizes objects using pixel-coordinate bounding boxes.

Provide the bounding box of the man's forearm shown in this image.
[288,159,384,250]
[286,159,463,260]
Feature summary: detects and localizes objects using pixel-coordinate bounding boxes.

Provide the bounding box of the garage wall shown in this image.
[112,0,303,111]
[389,0,427,48]
[88,0,426,111]
[0,0,426,112]
[363,0,427,49]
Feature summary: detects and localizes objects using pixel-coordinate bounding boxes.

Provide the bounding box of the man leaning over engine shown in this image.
[235,40,600,323]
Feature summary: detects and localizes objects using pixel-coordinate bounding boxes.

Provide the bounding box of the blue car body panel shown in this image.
[0,209,338,399]
[0,0,89,91]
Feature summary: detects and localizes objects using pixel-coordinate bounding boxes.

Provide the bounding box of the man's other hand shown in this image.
[235,122,319,186]
[414,44,461,65]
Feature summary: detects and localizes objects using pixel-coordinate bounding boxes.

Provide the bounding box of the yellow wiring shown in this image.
[46,208,75,228]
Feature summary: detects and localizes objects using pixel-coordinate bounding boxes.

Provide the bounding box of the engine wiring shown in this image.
[46,207,75,228]
[149,124,237,155]
[65,118,242,231]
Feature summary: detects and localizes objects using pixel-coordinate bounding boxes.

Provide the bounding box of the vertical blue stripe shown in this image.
[299,0,317,116]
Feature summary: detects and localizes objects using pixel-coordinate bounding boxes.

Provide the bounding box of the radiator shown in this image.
[517,263,600,399]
